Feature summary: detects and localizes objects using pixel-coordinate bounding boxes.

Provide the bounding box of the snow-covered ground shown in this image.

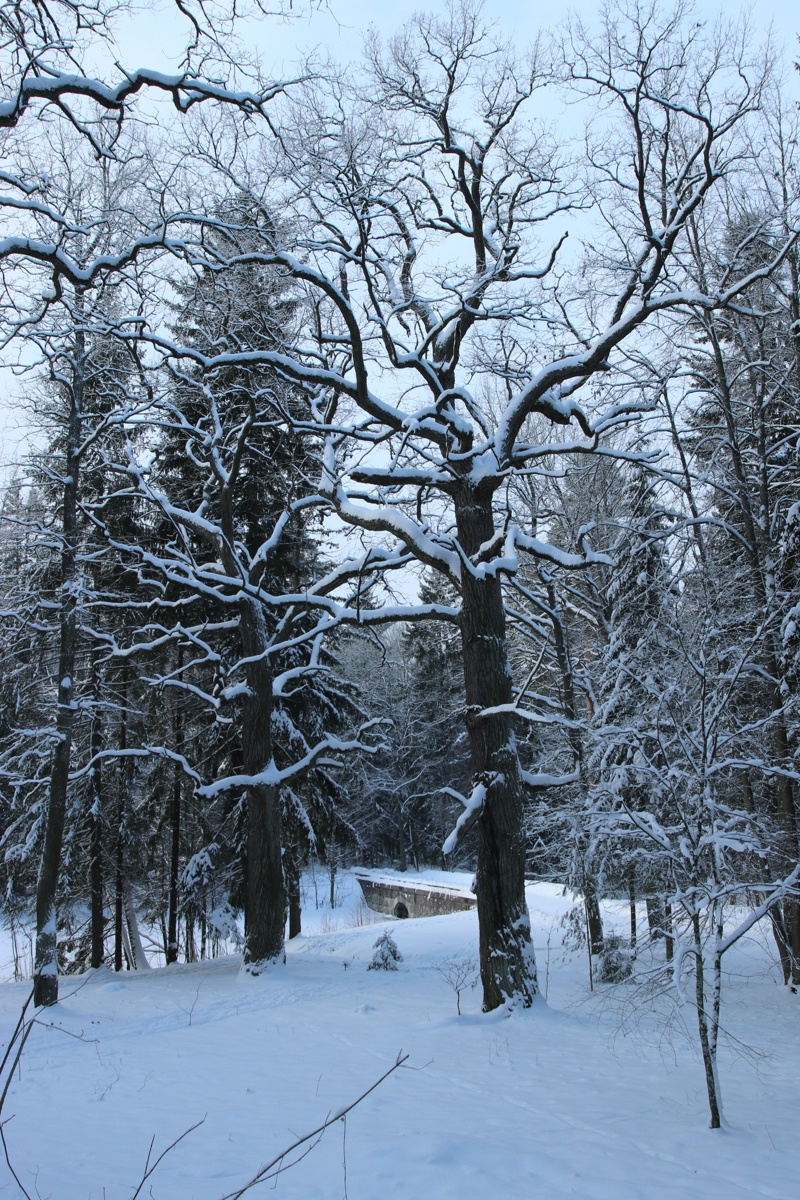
[0,872,797,1199]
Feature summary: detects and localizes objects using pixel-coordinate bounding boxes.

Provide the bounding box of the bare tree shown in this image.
[152,2,782,1009]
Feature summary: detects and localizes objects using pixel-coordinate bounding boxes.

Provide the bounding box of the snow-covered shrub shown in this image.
[596,934,632,983]
[207,902,244,949]
[368,931,402,971]
[559,903,586,952]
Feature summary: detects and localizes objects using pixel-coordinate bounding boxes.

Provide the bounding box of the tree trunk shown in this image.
[89,655,105,970]
[114,664,129,974]
[167,645,183,965]
[33,329,84,1008]
[217,481,285,972]
[285,847,302,939]
[120,908,135,970]
[628,873,637,953]
[455,487,537,1011]
[185,914,195,963]
[647,896,666,941]
[584,876,604,955]
[770,904,792,985]
[774,752,800,989]
[397,807,408,872]
[114,833,124,972]
[692,912,723,1129]
[124,884,150,970]
[167,764,181,963]
[240,599,285,971]
[664,900,674,963]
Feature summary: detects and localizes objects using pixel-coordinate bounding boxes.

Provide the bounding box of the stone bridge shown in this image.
[353,869,477,919]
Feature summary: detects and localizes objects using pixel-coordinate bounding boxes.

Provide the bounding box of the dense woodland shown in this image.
[1,0,799,1131]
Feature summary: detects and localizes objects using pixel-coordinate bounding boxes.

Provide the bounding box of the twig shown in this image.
[129,1118,206,1200]
[544,922,554,1002]
[0,1118,33,1200]
[176,973,208,1027]
[433,957,477,1016]
[341,1113,348,1200]
[0,988,37,1197]
[57,975,97,1004]
[584,901,594,993]
[33,1019,98,1044]
[219,1051,409,1200]
[0,989,34,1094]
[0,1021,34,1122]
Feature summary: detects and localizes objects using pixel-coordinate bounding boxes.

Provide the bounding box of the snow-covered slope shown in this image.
[0,875,796,1199]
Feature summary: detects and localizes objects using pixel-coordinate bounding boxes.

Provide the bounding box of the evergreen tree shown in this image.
[113,208,370,964]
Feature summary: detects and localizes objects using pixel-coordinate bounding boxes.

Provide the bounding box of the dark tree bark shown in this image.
[216,476,285,970]
[455,486,537,1011]
[646,895,674,960]
[114,664,129,973]
[774,748,800,988]
[769,905,792,986]
[89,655,105,969]
[33,329,84,1007]
[239,598,285,970]
[584,880,605,957]
[167,761,181,963]
[285,846,302,940]
[328,850,337,910]
[185,914,196,962]
[396,807,408,873]
[114,835,124,972]
[647,896,666,941]
[167,644,183,965]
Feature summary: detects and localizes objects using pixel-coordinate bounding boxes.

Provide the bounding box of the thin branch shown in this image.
[219,1052,410,1200]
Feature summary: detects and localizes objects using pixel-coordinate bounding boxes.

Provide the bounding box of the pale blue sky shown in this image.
[262,0,798,73]
[118,1,799,77]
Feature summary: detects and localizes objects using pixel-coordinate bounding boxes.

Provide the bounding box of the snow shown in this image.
[442,781,488,855]
[0,873,798,1199]
[352,866,475,899]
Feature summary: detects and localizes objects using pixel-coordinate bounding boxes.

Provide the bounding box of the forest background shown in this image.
[1,0,800,1139]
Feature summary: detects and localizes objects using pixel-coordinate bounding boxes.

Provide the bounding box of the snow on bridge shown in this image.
[352,868,477,919]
